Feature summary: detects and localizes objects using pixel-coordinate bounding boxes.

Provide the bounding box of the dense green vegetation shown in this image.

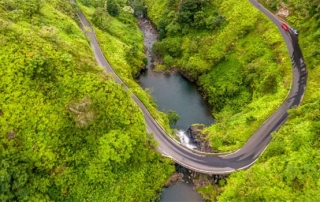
[143,0,320,200]
[167,110,180,126]
[144,0,291,151]
[219,1,320,201]
[2,0,319,201]
[77,0,172,134]
[0,0,174,201]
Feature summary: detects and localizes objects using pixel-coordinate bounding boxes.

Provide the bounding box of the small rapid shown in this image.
[176,130,197,149]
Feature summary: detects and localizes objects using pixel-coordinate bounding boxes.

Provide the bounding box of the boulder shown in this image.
[276,2,290,18]
[164,172,184,187]
[187,125,213,153]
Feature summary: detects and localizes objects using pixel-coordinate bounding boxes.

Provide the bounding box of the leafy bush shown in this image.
[107,0,120,16]
[167,110,180,126]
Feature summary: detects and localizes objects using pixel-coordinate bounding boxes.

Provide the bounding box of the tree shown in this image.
[92,7,108,30]
[21,0,44,18]
[157,20,167,40]
[167,110,180,126]
[107,0,120,17]
[131,0,146,16]
[178,0,198,24]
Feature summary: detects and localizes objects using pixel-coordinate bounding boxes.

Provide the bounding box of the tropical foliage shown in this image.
[144,0,291,151]
[0,0,174,201]
[219,0,320,201]
[167,110,180,126]
[77,0,172,133]
[142,0,320,200]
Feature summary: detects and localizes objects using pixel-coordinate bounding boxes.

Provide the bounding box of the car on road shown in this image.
[281,23,289,31]
[291,28,299,35]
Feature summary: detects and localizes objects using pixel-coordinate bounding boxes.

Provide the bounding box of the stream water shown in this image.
[137,18,214,142]
[137,18,210,202]
[160,182,204,202]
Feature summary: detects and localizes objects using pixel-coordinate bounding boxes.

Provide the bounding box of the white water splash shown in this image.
[176,130,197,149]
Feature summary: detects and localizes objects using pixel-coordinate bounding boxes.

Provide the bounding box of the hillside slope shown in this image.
[219,1,320,201]
[0,0,173,201]
[77,0,173,133]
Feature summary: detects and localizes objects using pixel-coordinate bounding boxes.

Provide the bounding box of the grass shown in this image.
[197,185,217,202]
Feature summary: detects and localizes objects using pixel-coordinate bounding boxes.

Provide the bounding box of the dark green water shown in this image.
[139,71,214,130]
[160,182,204,202]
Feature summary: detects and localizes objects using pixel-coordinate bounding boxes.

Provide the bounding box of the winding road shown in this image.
[74,0,307,174]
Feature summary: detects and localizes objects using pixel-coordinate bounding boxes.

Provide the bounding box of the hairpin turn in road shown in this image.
[73,0,307,174]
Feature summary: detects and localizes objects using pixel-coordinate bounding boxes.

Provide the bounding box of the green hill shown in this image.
[219,0,320,201]
[0,0,173,201]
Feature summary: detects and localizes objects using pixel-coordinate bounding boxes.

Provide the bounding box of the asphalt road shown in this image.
[74,0,307,174]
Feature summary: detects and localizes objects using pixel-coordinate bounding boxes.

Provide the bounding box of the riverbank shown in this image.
[162,164,228,201]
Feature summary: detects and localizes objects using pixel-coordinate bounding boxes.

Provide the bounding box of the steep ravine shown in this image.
[137,17,214,131]
[136,17,219,202]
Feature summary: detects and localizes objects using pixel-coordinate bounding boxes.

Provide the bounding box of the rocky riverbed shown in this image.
[163,163,228,201]
[187,125,213,153]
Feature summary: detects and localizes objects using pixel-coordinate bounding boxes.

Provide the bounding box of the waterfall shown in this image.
[176,130,197,149]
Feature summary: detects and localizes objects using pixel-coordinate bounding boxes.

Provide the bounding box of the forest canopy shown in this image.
[0,0,173,201]
[2,0,320,201]
[143,0,320,200]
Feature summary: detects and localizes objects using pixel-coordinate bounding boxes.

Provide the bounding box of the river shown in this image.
[137,18,211,202]
[160,182,204,202]
[137,18,214,130]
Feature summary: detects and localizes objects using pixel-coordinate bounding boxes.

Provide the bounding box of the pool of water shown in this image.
[160,182,204,202]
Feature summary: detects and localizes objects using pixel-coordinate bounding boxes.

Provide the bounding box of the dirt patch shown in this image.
[276,1,289,18]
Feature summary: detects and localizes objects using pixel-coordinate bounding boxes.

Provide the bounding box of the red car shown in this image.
[281,23,289,31]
